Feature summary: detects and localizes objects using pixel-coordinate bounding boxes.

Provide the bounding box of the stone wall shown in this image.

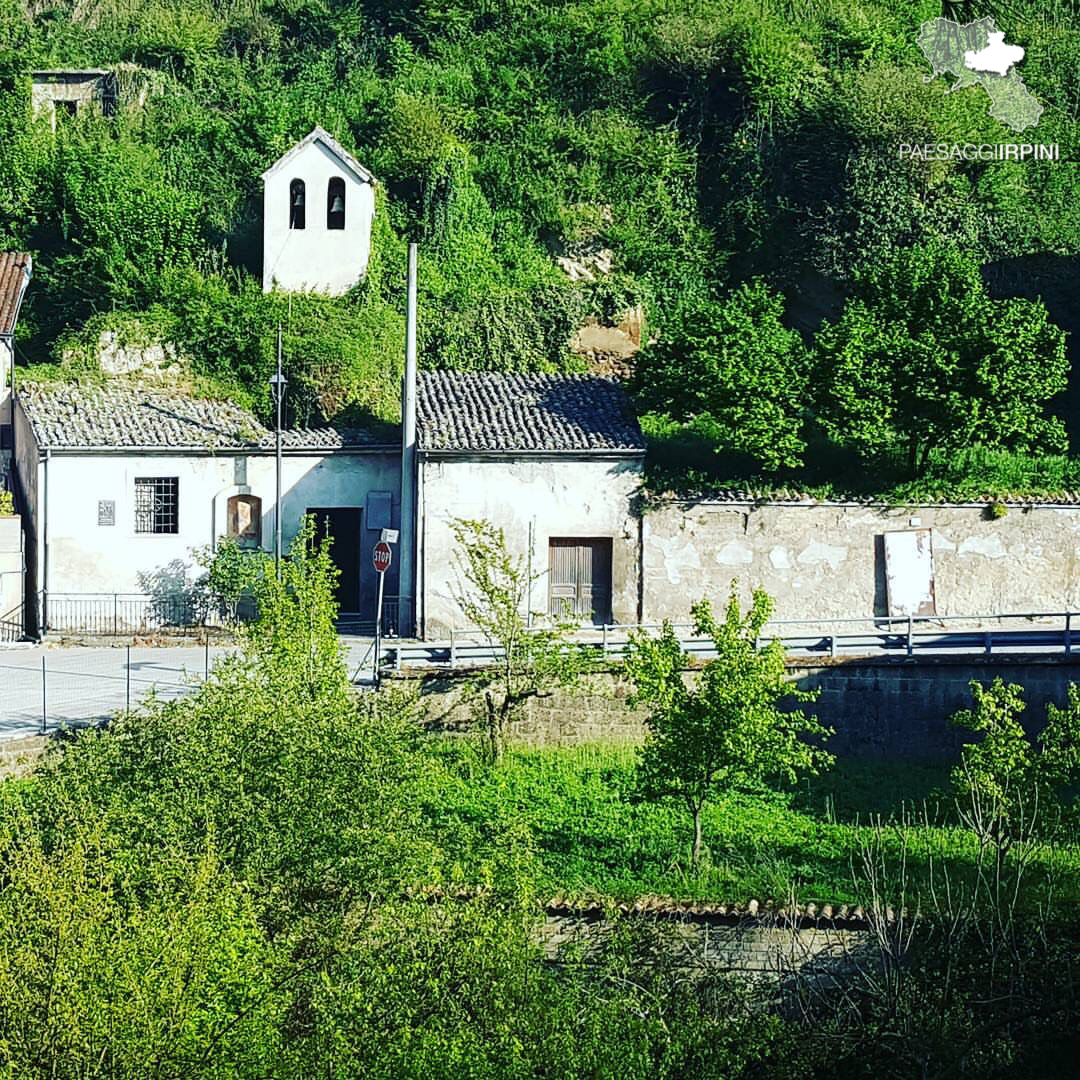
[0,735,47,779]
[400,655,1080,761]
[642,500,1080,623]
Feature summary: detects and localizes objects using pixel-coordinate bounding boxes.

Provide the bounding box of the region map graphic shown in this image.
[917,16,1043,132]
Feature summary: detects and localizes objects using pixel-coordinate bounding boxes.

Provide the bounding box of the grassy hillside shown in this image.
[1,1,1078,489]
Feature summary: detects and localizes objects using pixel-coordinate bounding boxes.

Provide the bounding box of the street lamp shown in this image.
[270,325,287,575]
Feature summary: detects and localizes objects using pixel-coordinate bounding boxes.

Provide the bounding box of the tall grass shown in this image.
[417,741,1080,907]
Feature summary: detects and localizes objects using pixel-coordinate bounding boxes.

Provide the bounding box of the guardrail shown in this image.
[384,611,1080,671]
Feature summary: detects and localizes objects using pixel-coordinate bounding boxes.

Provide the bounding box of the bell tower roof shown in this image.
[260,126,376,186]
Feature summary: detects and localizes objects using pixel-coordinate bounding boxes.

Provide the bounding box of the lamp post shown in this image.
[270,325,287,576]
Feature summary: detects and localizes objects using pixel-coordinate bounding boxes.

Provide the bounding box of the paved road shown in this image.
[0,638,381,742]
[0,645,237,739]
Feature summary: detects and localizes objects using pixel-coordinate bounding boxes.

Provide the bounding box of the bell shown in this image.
[329,194,344,214]
[292,190,304,207]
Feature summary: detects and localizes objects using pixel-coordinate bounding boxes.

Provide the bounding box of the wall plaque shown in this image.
[98,500,115,526]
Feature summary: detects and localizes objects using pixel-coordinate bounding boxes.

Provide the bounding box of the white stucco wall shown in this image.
[0,515,22,620]
[262,140,375,295]
[32,449,400,616]
[418,455,643,636]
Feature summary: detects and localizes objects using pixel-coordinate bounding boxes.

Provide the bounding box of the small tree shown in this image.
[192,536,271,625]
[951,679,1080,861]
[624,585,832,867]
[450,518,594,764]
[950,679,1036,863]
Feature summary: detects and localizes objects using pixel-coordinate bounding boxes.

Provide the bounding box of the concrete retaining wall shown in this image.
[642,501,1080,622]
[401,655,1080,761]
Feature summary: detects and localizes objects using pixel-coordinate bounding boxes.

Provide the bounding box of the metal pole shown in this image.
[274,324,283,577]
[204,637,209,681]
[526,519,534,629]
[374,568,386,683]
[906,616,913,657]
[1066,612,1072,657]
[399,243,418,637]
[40,655,45,735]
[126,645,131,711]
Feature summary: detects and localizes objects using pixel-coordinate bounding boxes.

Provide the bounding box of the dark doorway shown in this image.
[548,538,613,624]
[307,507,362,612]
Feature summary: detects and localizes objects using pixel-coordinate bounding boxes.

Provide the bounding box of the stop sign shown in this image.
[372,541,392,574]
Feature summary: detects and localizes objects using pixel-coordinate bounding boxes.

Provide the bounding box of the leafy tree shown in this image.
[624,584,832,866]
[633,279,808,471]
[950,678,1037,860]
[449,518,594,763]
[192,535,271,624]
[951,678,1080,858]
[816,243,1069,474]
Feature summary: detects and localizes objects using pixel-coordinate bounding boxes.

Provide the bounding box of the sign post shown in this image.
[372,540,393,682]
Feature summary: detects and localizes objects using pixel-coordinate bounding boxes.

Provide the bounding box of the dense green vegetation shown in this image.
[2,526,1079,1075]
[2,1,1078,492]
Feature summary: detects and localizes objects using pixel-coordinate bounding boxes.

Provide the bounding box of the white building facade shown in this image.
[261,127,376,295]
[13,384,400,635]
[413,372,646,637]
[0,253,32,482]
[9,373,647,640]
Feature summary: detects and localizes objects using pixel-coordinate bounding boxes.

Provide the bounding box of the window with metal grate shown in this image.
[134,477,179,534]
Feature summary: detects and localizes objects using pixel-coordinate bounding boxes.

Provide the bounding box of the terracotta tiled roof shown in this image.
[417,371,646,453]
[17,382,392,452]
[0,253,31,335]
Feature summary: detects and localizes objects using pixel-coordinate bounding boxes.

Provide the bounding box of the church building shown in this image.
[261,127,377,295]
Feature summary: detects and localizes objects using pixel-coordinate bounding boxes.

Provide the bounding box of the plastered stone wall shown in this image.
[642,500,1080,622]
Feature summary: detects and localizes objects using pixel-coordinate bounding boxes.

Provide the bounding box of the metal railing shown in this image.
[385,610,1080,671]
[33,592,397,639]
[38,593,253,637]
[0,603,24,643]
[337,596,400,638]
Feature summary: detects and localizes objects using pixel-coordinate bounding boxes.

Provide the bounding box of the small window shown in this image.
[227,494,262,548]
[327,177,346,229]
[289,178,306,230]
[56,100,78,119]
[135,477,179,534]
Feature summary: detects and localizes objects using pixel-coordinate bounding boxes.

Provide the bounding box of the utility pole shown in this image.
[399,243,418,637]
[270,324,287,576]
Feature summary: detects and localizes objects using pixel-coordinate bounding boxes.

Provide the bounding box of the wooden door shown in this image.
[548,538,613,624]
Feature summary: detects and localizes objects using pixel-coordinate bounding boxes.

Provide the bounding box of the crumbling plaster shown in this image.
[642,501,1080,621]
